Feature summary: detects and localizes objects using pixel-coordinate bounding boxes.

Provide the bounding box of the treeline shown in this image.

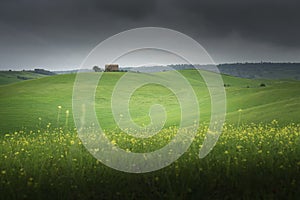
[217,62,300,80]
[32,69,56,75]
[218,62,300,68]
[6,68,56,75]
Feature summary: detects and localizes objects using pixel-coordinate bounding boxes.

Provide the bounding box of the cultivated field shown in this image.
[0,70,300,199]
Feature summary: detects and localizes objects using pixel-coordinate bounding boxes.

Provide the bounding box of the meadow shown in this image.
[0,71,47,85]
[1,70,300,199]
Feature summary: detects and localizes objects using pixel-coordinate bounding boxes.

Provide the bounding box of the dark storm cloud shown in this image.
[0,0,158,69]
[0,0,156,40]
[0,0,300,69]
[93,0,156,19]
[175,0,300,47]
[0,0,156,24]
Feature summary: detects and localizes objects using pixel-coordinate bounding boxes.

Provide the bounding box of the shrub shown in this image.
[260,83,266,87]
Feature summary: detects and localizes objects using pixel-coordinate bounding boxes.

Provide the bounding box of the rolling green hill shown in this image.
[0,70,299,132]
[1,70,300,199]
[0,71,48,85]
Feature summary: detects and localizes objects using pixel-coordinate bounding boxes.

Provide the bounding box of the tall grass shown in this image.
[1,120,300,199]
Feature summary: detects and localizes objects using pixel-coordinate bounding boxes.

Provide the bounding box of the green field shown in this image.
[1,70,299,132]
[0,71,47,85]
[1,70,300,199]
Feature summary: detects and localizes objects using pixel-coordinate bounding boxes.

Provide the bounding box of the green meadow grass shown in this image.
[0,71,46,85]
[1,70,300,132]
[1,70,300,199]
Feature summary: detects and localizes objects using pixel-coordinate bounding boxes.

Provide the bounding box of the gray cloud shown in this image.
[175,0,300,47]
[0,0,300,70]
[93,0,157,19]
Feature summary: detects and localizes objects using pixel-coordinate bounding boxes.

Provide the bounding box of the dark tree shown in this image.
[93,66,101,72]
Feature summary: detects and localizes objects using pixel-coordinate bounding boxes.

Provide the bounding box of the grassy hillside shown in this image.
[1,70,300,199]
[0,71,47,85]
[0,70,299,132]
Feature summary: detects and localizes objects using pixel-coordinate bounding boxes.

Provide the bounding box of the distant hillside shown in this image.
[53,69,93,74]
[125,63,300,80]
[1,71,300,132]
[122,64,217,73]
[0,70,52,85]
[217,63,300,80]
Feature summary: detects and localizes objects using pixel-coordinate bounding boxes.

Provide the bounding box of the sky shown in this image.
[0,0,300,70]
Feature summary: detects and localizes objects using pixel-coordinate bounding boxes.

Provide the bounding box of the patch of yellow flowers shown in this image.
[0,120,299,191]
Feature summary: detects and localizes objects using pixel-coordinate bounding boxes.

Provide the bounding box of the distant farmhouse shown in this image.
[105,64,119,72]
